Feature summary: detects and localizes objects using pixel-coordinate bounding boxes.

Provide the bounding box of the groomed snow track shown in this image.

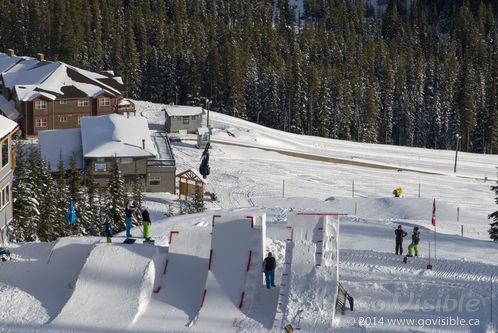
[272,213,343,332]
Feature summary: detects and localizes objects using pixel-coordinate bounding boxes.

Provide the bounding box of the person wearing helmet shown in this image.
[394,225,408,255]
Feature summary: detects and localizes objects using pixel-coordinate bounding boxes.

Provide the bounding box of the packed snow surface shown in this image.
[0,100,497,333]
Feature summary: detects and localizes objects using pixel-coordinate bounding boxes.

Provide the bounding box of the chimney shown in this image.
[142,139,145,150]
[7,49,14,57]
[37,53,44,61]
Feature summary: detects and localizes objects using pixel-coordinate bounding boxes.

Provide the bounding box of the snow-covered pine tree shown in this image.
[315,67,332,138]
[97,183,109,233]
[165,204,174,217]
[192,186,205,213]
[10,143,39,242]
[85,167,99,235]
[488,169,498,241]
[37,163,59,242]
[107,156,126,232]
[55,151,70,236]
[132,165,144,223]
[68,154,91,235]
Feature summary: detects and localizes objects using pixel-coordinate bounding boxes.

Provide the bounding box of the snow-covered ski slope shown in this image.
[1,100,497,333]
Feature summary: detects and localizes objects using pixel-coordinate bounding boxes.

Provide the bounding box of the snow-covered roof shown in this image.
[197,127,210,135]
[164,105,205,117]
[0,53,125,102]
[0,115,18,139]
[0,53,22,73]
[38,128,84,169]
[119,98,134,106]
[0,94,20,120]
[81,114,157,158]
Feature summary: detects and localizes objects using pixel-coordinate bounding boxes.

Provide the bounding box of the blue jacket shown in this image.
[104,222,113,237]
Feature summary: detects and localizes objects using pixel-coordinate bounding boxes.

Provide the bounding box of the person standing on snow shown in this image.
[125,202,134,238]
[394,225,408,255]
[407,227,420,257]
[263,252,276,289]
[142,207,152,241]
[104,219,113,243]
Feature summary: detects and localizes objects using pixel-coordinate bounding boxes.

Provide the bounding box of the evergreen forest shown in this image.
[0,0,496,152]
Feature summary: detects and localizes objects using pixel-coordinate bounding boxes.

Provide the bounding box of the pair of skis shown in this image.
[284,309,303,332]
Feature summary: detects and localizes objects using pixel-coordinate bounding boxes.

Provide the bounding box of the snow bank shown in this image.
[46,243,158,332]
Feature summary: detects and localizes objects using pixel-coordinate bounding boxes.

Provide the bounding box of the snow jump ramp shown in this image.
[189,214,266,333]
[46,243,159,332]
[132,227,211,332]
[272,213,342,332]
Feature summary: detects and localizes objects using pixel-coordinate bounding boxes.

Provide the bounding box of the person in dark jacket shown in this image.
[394,225,408,255]
[407,227,420,257]
[104,219,113,243]
[263,252,276,289]
[142,207,151,240]
[125,202,134,238]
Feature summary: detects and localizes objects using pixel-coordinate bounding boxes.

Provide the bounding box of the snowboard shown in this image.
[143,238,155,245]
[123,238,136,244]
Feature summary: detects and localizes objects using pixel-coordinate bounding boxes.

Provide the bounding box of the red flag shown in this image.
[432,199,436,226]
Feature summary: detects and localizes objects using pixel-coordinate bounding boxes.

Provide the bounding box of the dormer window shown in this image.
[34,100,47,109]
[100,97,111,106]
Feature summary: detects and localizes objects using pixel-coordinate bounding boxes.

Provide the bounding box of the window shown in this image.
[100,97,111,106]
[149,177,161,186]
[192,115,198,120]
[34,100,47,109]
[59,99,67,104]
[118,157,133,164]
[35,118,47,127]
[59,116,68,123]
[1,140,8,168]
[182,116,189,125]
[1,185,9,208]
[78,99,89,107]
[94,163,106,171]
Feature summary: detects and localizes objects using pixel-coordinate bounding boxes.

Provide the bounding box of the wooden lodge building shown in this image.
[0,50,135,137]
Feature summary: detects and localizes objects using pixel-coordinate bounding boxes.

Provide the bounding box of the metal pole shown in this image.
[461,225,463,237]
[354,202,357,215]
[454,134,460,173]
[352,180,354,198]
[282,180,285,198]
[434,222,437,260]
[457,207,460,222]
[491,273,494,326]
[418,183,420,198]
[428,241,431,266]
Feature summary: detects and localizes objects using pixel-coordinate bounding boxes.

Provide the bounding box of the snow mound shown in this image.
[0,283,49,326]
[47,243,158,332]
